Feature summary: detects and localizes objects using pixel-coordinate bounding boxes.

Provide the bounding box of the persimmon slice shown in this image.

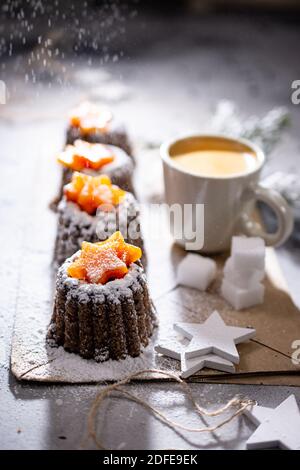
[69,101,113,134]
[67,233,142,284]
[64,172,126,215]
[96,231,142,265]
[57,140,114,171]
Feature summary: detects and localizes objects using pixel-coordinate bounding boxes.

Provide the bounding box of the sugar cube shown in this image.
[224,257,264,289]
[231,236,265,271]
[177,253,217,291]
[221,278,265,310]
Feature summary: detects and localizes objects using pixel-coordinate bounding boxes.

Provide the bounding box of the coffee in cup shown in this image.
[161,135,293,253]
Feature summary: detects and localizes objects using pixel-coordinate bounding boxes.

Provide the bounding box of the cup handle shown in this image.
[239,184,294,246]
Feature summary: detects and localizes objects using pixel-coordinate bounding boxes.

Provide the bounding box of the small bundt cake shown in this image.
[48,234,156,361]
[66,101,132,158]
[53,172,146,268]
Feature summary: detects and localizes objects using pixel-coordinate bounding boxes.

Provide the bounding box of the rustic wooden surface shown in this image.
[1,10,300,449]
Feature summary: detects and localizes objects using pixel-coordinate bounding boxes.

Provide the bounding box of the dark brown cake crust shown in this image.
[53,192,147,268]
[47,256,157,361]
[66,123,133,159]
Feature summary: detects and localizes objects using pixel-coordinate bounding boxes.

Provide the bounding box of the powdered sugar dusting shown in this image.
[10,155,295,383]
[10,242,198,382]
[11,239,296,383]
[11,292,181,382]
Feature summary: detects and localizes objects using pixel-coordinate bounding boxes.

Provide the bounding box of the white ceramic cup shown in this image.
[161,134,294,253]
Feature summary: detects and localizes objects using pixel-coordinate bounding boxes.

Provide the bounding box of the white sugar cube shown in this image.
[177,253,217,291]
[221,278,265,310]
[224,257,264,289]
[231,236,265,271]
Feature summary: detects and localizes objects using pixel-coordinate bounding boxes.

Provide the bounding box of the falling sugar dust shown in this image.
[0,0,137,101]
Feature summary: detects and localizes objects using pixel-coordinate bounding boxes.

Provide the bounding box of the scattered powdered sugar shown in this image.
[10,231,267,383]
[10,142,288,383]
[11,263,228,383]
[11,241,292,383]
[10,245,186,383]
[0,342,7,370]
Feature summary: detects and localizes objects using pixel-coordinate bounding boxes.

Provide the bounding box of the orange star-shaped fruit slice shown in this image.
[69,101,113,134]
[96,231,142,265]
[57,140,114,171]
[64,172,126,215]
[67,232,142,284]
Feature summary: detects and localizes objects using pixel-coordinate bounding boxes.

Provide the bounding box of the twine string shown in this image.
[87,368,255,449]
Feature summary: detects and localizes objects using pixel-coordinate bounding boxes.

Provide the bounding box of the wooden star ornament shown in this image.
[245,395,300,450]
[174,310,255,364]
[155,337,235,379]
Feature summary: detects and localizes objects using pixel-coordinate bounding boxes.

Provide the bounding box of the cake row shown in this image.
[53,101,145,268]
[48,101,156,363]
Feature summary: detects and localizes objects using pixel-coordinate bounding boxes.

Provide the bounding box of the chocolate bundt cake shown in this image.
[53,173,146,268]
[48,235,156,361]
[58,140,135,196]
[66,101,133,158]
